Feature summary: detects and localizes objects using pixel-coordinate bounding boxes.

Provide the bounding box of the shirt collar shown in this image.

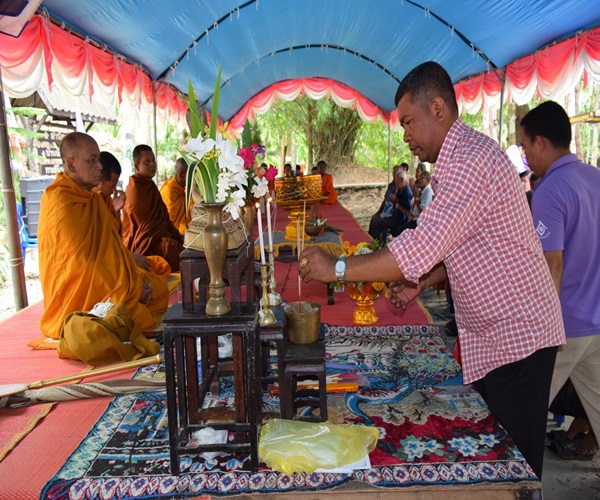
[430,118,463,191]
[534,153,578,191]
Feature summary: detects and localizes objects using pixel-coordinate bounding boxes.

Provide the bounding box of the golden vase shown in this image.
[346,282,383,325]
[202,202,231,316]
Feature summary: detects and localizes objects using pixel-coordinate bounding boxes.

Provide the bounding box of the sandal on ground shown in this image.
[547,440,594,461]
[546,429,585,446]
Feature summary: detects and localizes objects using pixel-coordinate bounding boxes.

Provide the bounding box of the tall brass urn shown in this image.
[202,202,231,315]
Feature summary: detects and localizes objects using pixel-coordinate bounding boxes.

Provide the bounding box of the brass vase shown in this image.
[202,202,231,315]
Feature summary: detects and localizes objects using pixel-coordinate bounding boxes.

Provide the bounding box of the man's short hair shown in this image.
[400,162,409,172]
[520,101,572,149]
[420,170,432,182]
[175,157,188,174]
[394,61,458,114]
[132,144,153,164]
[395,169,407,181]
[99,151,122,181]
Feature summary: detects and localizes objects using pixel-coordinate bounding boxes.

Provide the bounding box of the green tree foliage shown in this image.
[257,96,364,170]
[355,120,411,172]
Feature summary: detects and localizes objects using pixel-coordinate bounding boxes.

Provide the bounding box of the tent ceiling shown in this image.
[31,0,600,121]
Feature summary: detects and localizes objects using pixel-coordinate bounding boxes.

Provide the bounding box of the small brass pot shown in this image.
[285,301,321,344]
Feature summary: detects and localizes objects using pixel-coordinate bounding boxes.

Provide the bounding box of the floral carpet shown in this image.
[41,325,537,499]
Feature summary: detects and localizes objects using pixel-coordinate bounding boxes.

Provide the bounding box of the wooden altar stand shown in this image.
[162,302,261,474]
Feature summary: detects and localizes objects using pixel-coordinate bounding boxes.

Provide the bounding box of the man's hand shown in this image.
[389,280,422,310]
[112,189,126,212]
[132,253,152,271]
[298,246,337,283]
[139,281,153,305]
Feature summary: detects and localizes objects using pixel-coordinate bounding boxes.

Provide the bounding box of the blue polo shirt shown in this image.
[532,153,600,337]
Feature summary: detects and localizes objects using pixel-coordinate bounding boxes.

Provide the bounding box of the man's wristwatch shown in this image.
[334,256,346,283]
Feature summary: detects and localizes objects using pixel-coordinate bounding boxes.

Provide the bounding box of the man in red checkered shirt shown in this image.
[299,61,565,478]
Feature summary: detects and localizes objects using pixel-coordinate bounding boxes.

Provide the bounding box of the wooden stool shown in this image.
[281,339,328,422]
[163,302,261,474]
[258,304,288,415]
[179,242,255,312]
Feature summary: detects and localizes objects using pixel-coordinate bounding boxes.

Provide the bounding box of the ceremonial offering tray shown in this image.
[274,175,325,241]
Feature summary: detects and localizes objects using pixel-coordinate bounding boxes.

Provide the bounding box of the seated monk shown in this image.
[96,151,168,272]
[317,160,338,204]
[160,157,191,236]
[95,151,126,231]
[34,132,169,353]
[122,144,184,271]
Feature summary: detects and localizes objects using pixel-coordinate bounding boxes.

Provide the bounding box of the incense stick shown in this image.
[297,212,302,311]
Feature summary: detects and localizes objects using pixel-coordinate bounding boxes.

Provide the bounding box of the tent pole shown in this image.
[152,81,158,176]
[387,120,391,184]
[497,70,506,146]
[0,66,28,310]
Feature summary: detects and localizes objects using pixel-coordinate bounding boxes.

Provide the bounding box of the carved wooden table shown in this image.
[163,302,261,473]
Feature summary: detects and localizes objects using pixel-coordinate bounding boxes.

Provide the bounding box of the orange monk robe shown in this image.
[320,173,338,204]
[160,176,191,235]
[122,173,184,271]
[37,172,169,341]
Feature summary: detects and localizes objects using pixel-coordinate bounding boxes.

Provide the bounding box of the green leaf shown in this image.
[209,66,222,140]
[186,78,203,139]
[194,162,217,204]
[184,155,196,209]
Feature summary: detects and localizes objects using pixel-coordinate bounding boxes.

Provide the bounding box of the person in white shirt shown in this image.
[396,170,432,235]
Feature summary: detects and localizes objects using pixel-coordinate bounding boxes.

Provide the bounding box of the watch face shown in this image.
[335,260,345,273]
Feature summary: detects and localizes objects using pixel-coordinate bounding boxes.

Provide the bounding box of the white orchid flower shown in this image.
[185,136,216,158]
[225,189,246,220]
[218,141,245,175]
[252,177,269,198]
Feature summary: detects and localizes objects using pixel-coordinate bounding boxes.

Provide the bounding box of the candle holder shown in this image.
[259,264,276,325]
[267,249,282,306]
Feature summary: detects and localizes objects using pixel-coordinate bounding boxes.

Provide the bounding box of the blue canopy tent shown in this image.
[1,0,600,310]
[32,0,600,124]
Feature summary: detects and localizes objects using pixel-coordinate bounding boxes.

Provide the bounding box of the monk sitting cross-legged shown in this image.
[122,144,184,271]
[33,132,169,355]
[160,157,191,236]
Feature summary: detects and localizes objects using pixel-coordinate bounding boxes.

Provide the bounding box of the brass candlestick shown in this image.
[259,264,276,325]
[267,249,282,306]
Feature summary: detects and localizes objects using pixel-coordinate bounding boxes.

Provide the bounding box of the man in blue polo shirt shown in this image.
[521,101,600,461]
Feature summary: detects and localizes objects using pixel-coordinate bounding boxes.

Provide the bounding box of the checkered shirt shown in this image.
[388,119,565,383]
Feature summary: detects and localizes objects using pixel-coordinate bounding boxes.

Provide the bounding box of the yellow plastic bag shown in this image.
[258,419,379,474]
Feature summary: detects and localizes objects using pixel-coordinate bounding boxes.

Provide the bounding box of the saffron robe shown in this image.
[320,173,338,204]
[122,173,184,271]
[160,176,190,235]
[37,172,169,342]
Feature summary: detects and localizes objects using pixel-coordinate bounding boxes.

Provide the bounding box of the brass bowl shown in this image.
[285,301,322,344]
[304,221,323,237]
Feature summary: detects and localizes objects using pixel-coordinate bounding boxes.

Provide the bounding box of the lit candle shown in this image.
[266,197,274,252]
[257,203,266,265]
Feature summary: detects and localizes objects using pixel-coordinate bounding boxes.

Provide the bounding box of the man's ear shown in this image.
[67,156,76,172]
[535,135,547,152]
[430,97,445,121]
